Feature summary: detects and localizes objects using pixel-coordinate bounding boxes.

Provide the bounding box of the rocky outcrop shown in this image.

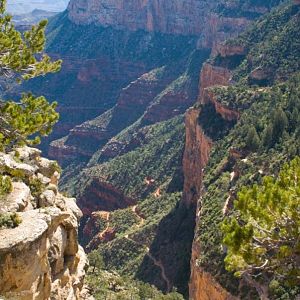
[0,147,87,300]
[198,63,232,102]
[79,178,135,216]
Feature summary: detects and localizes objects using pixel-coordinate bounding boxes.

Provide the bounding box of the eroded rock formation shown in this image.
[0,147,87,300]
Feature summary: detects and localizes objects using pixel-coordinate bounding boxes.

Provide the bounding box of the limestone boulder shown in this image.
[0,182,33,213]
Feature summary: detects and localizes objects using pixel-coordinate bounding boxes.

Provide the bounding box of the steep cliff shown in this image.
[186,2,300,299]
[22,13,199,150]
[0,147,87,300]
[66,0,279,38]
[67,0,211,35]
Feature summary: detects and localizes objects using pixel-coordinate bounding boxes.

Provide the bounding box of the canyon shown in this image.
[46,0,289,298]
[2,0,299,299]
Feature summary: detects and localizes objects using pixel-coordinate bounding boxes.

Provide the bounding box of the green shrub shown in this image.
[0,213,22,229]
[0,175,12,196]
[29,177,44,198]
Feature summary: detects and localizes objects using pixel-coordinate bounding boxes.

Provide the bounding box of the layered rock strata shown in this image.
[0,147,87,300]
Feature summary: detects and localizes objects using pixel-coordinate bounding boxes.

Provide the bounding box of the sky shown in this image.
[7,0,69,14]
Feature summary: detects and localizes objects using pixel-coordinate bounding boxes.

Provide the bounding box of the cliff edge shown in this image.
[0,147,88,300]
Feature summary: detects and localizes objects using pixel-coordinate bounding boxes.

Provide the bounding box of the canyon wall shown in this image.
[182,29,255,300]
[67,0,216,36]
[184,55,237,300]
[67,0,256,48]
[0,147,87,300]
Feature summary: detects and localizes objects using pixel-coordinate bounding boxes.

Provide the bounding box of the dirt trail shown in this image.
[147,252,171,292]
[99,212,110,238]
[125,205,171,292]
[132,205,145,227]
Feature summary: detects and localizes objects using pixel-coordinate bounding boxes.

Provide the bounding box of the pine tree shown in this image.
[222,157,300,299]
[272,107,288,144]
[88,250,104,274]
[290,108,300,132]
[0,0,61,151]
[245,125,260,151]
[262,124,273,148]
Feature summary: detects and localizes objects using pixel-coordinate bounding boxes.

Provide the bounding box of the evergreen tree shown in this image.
[290,108,300,132]
[245,125,260,151]
[222,157,300,300]
[262,124,273,148]
[88,250,104,274]
[0,0,61,151]
[271,107,288,144]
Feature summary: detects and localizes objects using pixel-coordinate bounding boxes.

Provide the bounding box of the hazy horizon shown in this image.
[7,0,69,14]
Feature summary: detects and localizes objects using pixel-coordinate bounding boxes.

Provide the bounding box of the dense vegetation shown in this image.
[79,113,192,295]
[85,192,186,299]
[197,74,300,300]
[195,2,300,299]
[81,115,185,198]
[216,0,283,18]
[233,2,299,84]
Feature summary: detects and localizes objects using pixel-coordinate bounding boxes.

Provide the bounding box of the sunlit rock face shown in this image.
[0,147,87,300]
[67,0,217,36]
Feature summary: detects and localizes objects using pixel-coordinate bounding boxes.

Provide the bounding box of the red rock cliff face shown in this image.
[182,108,213,208]
[67,0,217,35]
[190,243,237,300]
[182,54,239,207]
[67,0,253,44]
[78,178,135,216]
[199,63,232,103]
[183,46,243,299]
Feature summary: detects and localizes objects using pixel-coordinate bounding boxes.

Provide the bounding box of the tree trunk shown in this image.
[243,274,269,300]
